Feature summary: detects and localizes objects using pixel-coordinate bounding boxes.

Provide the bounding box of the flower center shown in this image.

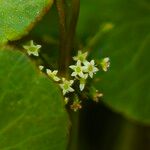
[79,56,84,62]
[64,84,69,90]
[88,65,93,72]
[76,66,81,73]
[29,46,37,52]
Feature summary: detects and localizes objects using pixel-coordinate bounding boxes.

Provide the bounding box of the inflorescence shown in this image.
[23,40,110,111]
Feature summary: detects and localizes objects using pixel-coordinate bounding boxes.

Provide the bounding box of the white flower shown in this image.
[39,65,44,71]
[79,74,88,91]
[64,97,69,104]
[69,60,85,78]
[59,78,74,95]
[73,50,88,63]
[83,60,99,78]
[23,40,41,56]
[101,57,110,72]
[46,69,60,82]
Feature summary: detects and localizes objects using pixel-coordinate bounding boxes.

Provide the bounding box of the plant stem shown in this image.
[56,0,80,76]
[67,111,80,150]
[56,1,80,150]
[64,0,80,75]
[66,1,80,149]
[55,0,67,75]
[67,1,80,147]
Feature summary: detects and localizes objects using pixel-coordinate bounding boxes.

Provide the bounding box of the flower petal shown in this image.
[69,87,74,92]
[69,65,76,70]
[53,76,60,82]
[71,72,77,76]
[80,84,85,91]
[89,72,93,78]
[53,70,58,74]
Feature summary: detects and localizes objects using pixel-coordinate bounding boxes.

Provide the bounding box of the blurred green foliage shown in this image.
[0,49,68,149]
[0,0,53,44]
[0,0,150,149]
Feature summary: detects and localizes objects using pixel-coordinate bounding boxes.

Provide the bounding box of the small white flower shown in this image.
[101,57,110,72]
[46,69,60,82]
[59,78,74,95]
[79,74,88,91]
[39,65,44,71]
[73,50,88,63]
[83,60,99,78]
[64,97,69,104]
[23,40,41,56]
[69,60,85,78]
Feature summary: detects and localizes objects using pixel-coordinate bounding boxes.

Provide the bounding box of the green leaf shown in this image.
[0,0,53,45]
[0,49,68,149]
[81,0,150,124]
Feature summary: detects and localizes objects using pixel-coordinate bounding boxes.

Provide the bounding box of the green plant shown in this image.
[0,0,150,150]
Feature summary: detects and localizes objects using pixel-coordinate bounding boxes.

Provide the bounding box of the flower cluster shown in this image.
[69,51,99,91]
[23,41,110,111]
